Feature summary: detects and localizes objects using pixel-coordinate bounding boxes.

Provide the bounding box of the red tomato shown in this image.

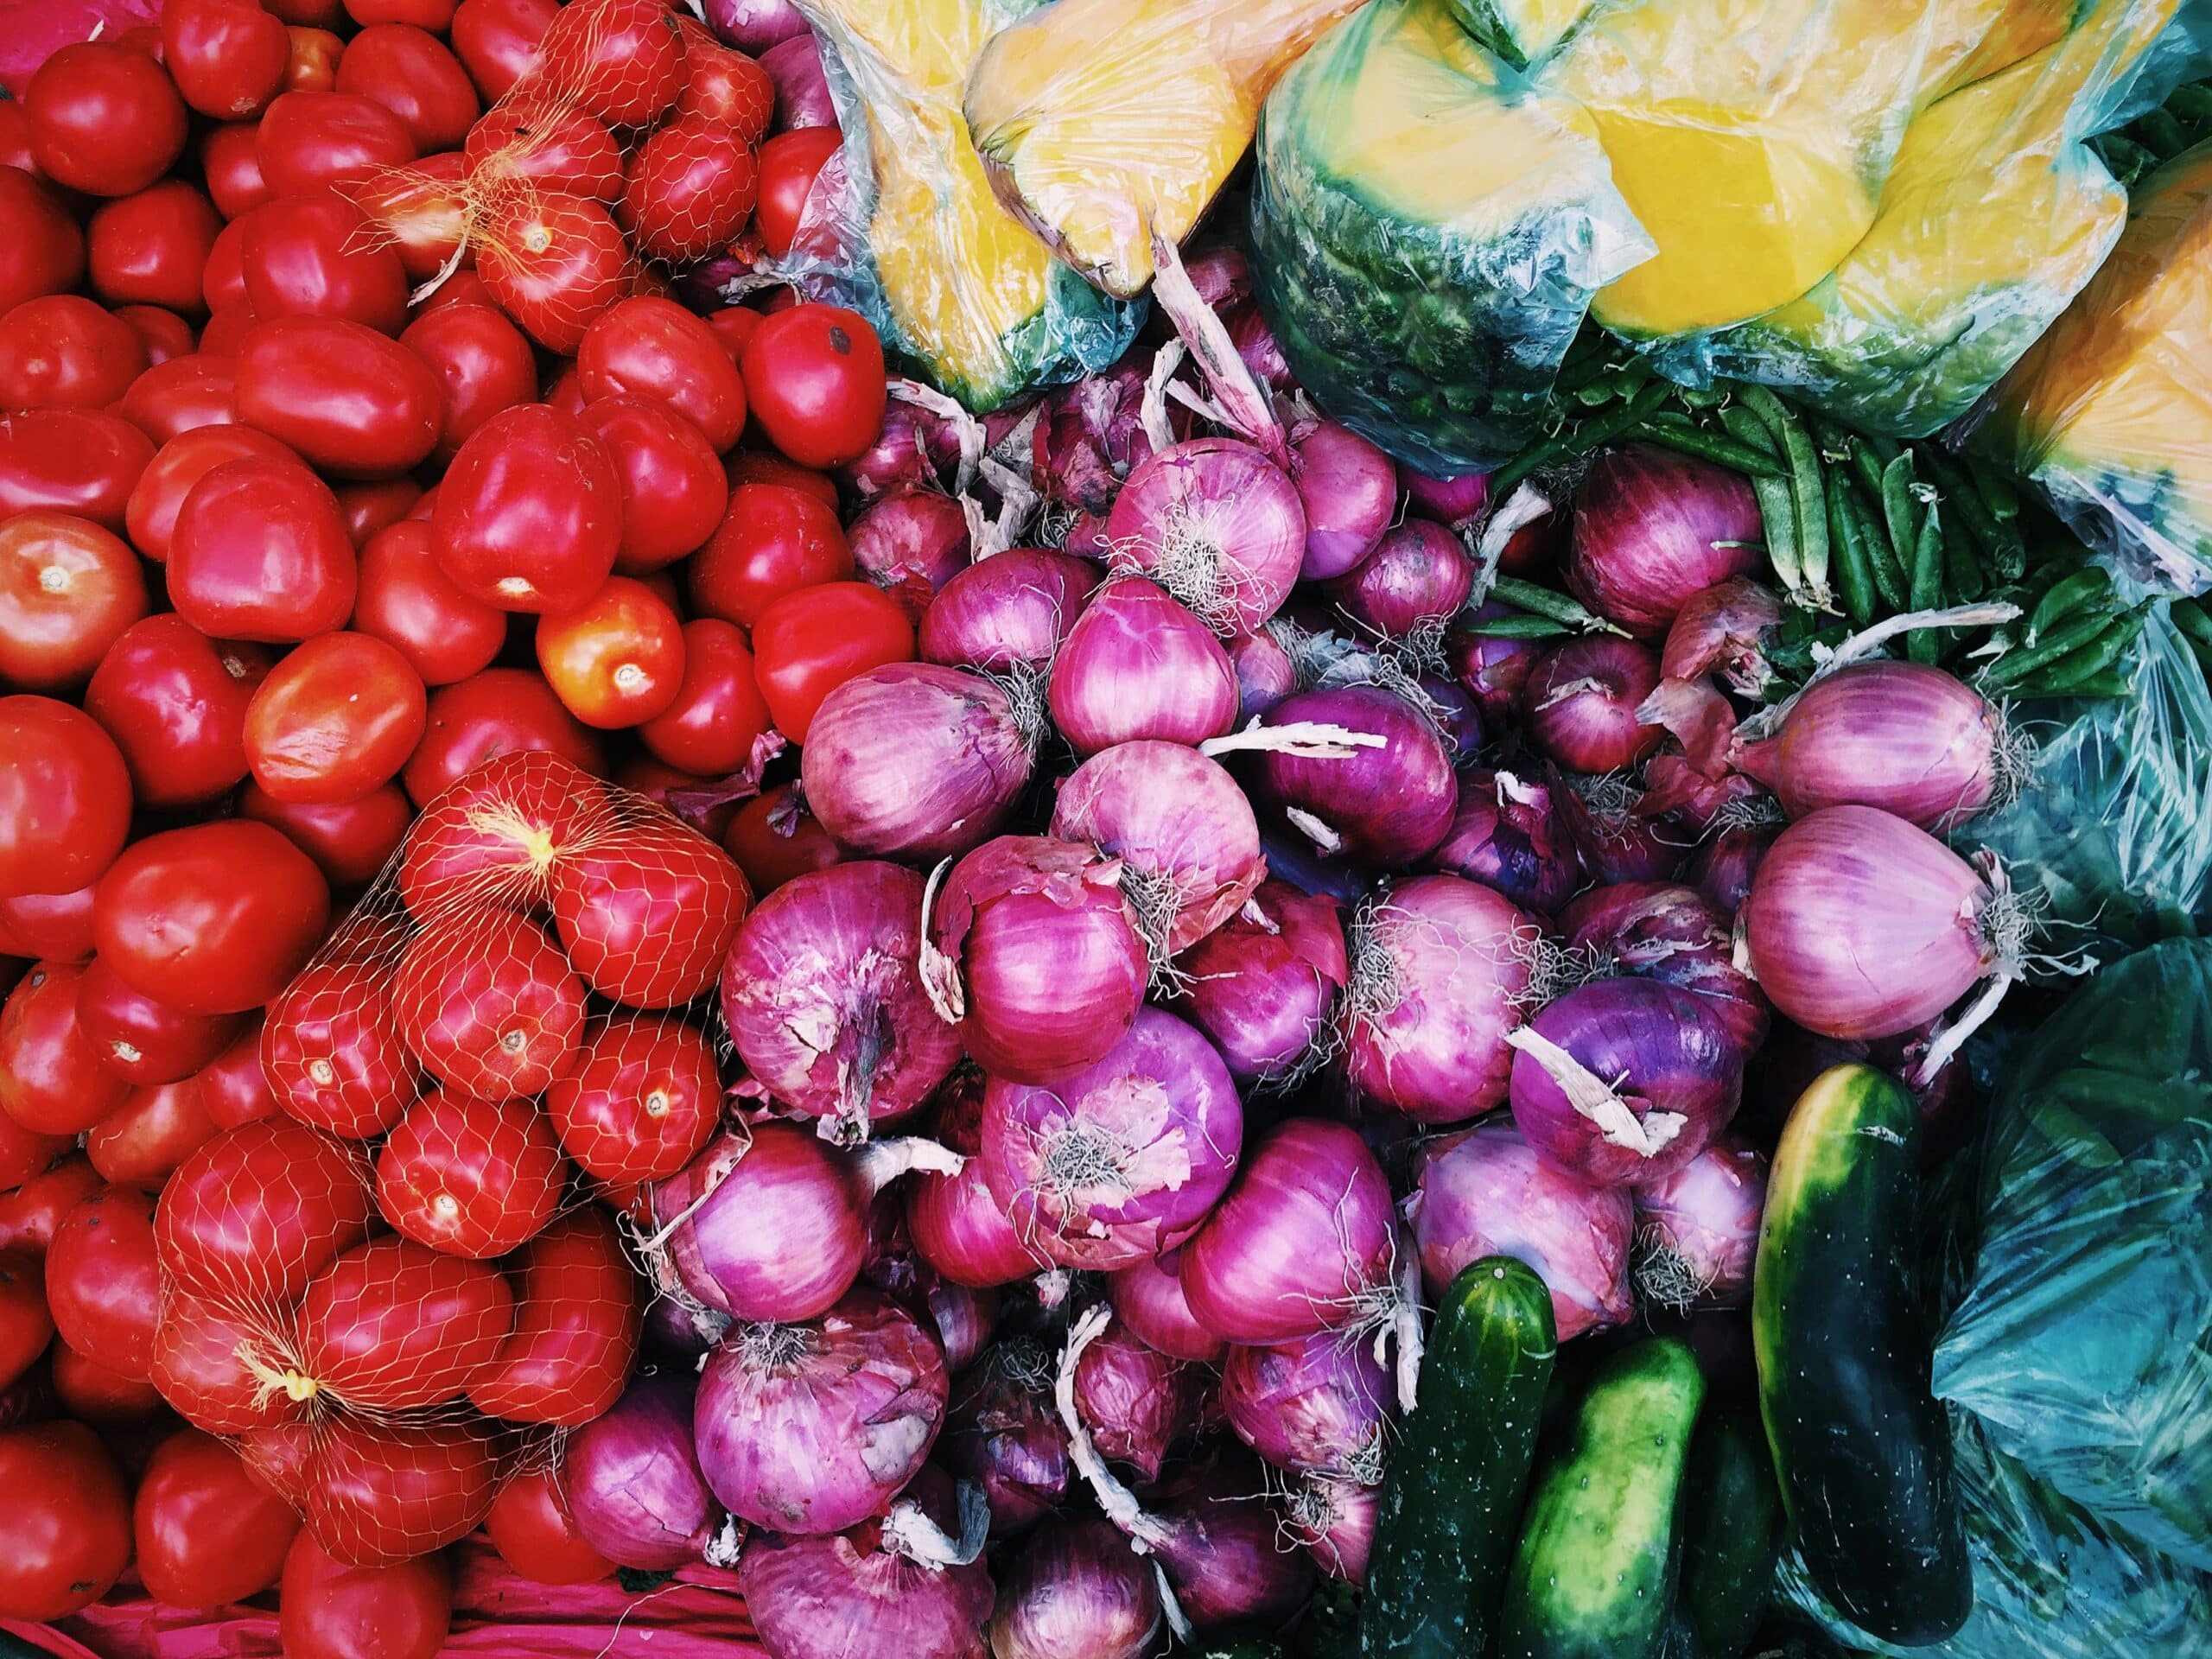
[86,181,225,314]
[394,747,610,912]
[164,0,289,121]
[280,1527,451,1657]
[0,1421,132,1619]
[156,1117,374,1304]
[751,579,915,742]
[391,907,587,1098]
[85,614,270,807]
[741,302,887,470]
[0,962,133,1135]
[706,305,761,362]
[687,480,850,628]
[339,150,470,282]
[136,1428,302,1608]
[404,668,607,805]
[74,955,242,1084]
[336,26,480,155]
[0,409,155,531]
[25,42,188,198]
[87,1076,220,1189]
[579,397,728,572]
[92,820,332,1014]
[168,454,359,642]
[621,117,759,265]
[400,303,536,464]
[0,512,149,692]
[200,122,272,219]
[461,99,623,203]
[44,1185,160,1379]
[284,26,346,93]
[336,477,423,546]
[0,697,131,899]
[0,886,99,965]
[484,1465,613,1585]
[308,1415,498,1568]
[537,0,685,126]
[640,618,773,775]
[296,1235,513,1411]
[0,1253,52,1394]
[266,0,346,23]
[477,191,630,355]
[193,1015,280,1130]
[577,296,747,452]
[678,34,773,142]
[117,304,198,364]
[0,1156,97,1255]
[754,126,841,260]
[198,301,262,356]
[263,956,421,1139]
[549,817,750,1009]
[256,92,418,200]
[125,426,294,563]
[242,782,414,888]
[151,1292,298,1434]
[0,294,149,410]
[466,1205,637,1423]
[377,1090,564,1258]
[536,576,686,729]
[238,192,410,334]
[0,106,33,177]
[119,354,245,449]
[450,0,557,102]
[0,169,84,317]
[545,1013,719,1184]
[723,447,838,509]
[235,315,444,478]
[245,631,429,805]
[49,1340,166,1425]
[201,212,253,310]
[432,404,622,613]
[351,521,507,688]
[0,1119,73,1210]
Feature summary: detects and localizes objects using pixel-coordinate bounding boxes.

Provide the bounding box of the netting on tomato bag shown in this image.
[149,752,753,1567]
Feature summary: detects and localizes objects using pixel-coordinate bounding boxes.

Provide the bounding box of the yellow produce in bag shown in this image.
[962,0,1366,299]
[1444,0,1596,67]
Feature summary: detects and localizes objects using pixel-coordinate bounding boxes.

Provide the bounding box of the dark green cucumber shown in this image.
[1673,1397,1784,1659]
[1497,1337,1706,1659]
[1753,1063,1970,1645]
[1360,1256,1555,1659]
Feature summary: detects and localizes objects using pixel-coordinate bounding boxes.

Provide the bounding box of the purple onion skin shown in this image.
[907,1073,1042,1289]
[1331,519,1474,640]
[1428,768,1581,916]
[1557,775,1688,886]
[923,1278,997,1376]
[1257,685,1457,869]
[1262,830,1382,907]
[1103,438,1306,635]
[919,547,1097,673]
[560,1373,724,1570]
[849,490,972,621]
[1408,1119,1633,1340]
[841,401,951,501]
[944,1344,1070,1536]
[643,1294,724,1363]
[989,1515,1162,1659]
[722,861,963,1135]
[1039,363,1159,517]
[1446,611,1543,729]
[1560,881,1770,1057]
[760,31,836,129]
[1567,445,1764,639]
[1293,1478,1377,1585]
[978,1007,1243,1271]
[704,0,807,50]
[1419,673,1484,767]
[1229,628,1299,720]
[1632,1135,1766,1308]
[1073,1319,1203,1484]
[1149,1459,1318,1631]
[1105,1248,1227,1363]
[656,1123,867,1323]
[1047,575,1237,754]
[1403,468,1490,527]
[931,836,1147,1086]
[1177,879,1347,1084]
[1179,1118,1395,1345]
[1344,874,1535,1125]
[1523,636,1665,773]
[1685,825,1770,913]
[1293,422,1396,581]
[1510,978,1744,1188]
[1221,1328,1390,1480]
[1228,304,1294,392]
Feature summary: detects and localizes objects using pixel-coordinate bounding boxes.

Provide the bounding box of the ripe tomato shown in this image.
[50,1338,167,1426]
[705,306,761,365]
[85,614,270,807]
[236,315,445,478]
[263,957,421,1140]
[536,576,686,729]
[741,302,887,470]
[450,0,558,102]
[394,748,611,913]
[577,296,747,452]
[280,1526,453,1656]
[754,126,841,260]
[0,409,156,531]
[92,819,333,1014]
[400,302,537,464]
[156,1118,376,1306]
[485,1465,613,1586]
[202,211,252,310]
[580,397,728,572]
[284,26,347,92]
[150,1291,298,1434]
[199,301,262,355]
[639,619,773,775]
[0,1421,132,1619]
[351,523,507,689]
[336,25,481,154]
[124,425,293,563]
[621,117,759,265]
[200,122,272,218]
[723,447,838,509]
[74,955,242,1085]
[238,192,410,335]
[242,781,414,887]
[432,404,623,613]
[0,698,132,900]
[0,886,99,965]
[404,669,607,805]
[25,42,188,198]
[255,91,418,200]
[137,1428,302,1609]
[336,477,424,546]
[687,480,851,628]
[118,304,198,364]
[168,454,359,642]
[537,0,685,127]
[377,1090,564,1258]
[0,1253,52,1395]
[467,1205,637,1424]
[0,294,149,410]
[477,190,630,355]
[392,907,588,1098]
[87,1076,220,1189]
[44,1185,160,1380]
[193,1016,280,1130]
[549,817,750,1009]
[340,152,470,283]
[677,32,773,141]
[0,1128,75,1214]
[86,181,225,315]
[461,99,623,203]
[751,579,914,741]
[0,168,85,316]
[245,631,429,805]
[164,0,289,121]
[121,353,242,446]
[302,1417,499,1567]
[0,962,133,1135]
[0,512,149,691]
[296,1235,514,1411]
[545,1013,720,1184]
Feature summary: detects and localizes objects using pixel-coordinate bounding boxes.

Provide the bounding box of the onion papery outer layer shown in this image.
[1255,685,1457,870]
[918,547,1098,674]
[1560,881,1770,1058]
[1566,445,1764,639]
[1631,1134,1766,1311]
[1221,1328,1390,1483]
[1329,518,1473,645]
[559,1371,725,1570]
[988,1514,1162,1659]
[1071,1317,1203,1485]
[1293,422,1397,582]
[1427,769,1582,917]
[1145,1456,1318,1632]
[1288,1474,1378,1585]
[1176,880,1347,1086]
[653,1122,869,1324]
[1523,636,1666,776]
[1103,437,1305,636]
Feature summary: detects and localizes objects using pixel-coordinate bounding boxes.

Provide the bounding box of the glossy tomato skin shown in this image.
[200,213,252,310]
[44,1185,160,1380]
[351,521,508,688]
[461,99,623,203]
[450,0,558,102]
[302,1415,500,1565]
[391,907,588,1098]
[580,397,728,572]
[200,123,273,218]
[741,302,887,470]
[723,448,838,509]
[296,1235,515,1412]
[432,404,623,613]
[687,480,850,628]
[577,296,747,452]
[400,302,537,464]
[341,152,469,283]
[549,819,750,1009]
[0,512,149,692]
[404,668,606,804]
[394,747,611,912]
[245,631,429,805]
[284,25,348,92]
[242,781,414,888]
[92,820,332,1015]
[0,168,85,316]
[279,1528,452,1658]
[0,887,99,965]
[73,955,242,1085]
[255,91,418,200]
[466,1205,637,1423]
[705,306,761,362]
[117,304,198,364]
[153,1293,300,1436]
[621,116,760,265]
[678,32,774,140]
[168,454,358,642]
[236,315,444,478]
[477,192,629,355]
[336,477,424,547]
[751,579,914,742]
[0,962,134,1135]
[0,697,132,899]
[0,1421,133,1619]
[164,0,290,121]
[86,1076,220,1189]
[0,1252,53,1394]
[238,192,410,335]
[0,410,155,531]
[120,353,242,447]
[84,614,270,807]
[0,1126,75,1211]
[545,1013,719,1184]
[0,295,149,410]
[136,1427,302,1609]
[639,618,772,774]
[376,1090,564,1258]
[87,181,225,314]
[25,42,188,198]
[156,1117,375,1304]
[537,0,685,127]
[48,1340,166,1426]
[124,425,294,563]
[536,576,686,728]
[262,954,421,1139]
[192,1015,280,1130]
[754,126,840,260]
[336,25,481,154]
[485,1465,614,1585]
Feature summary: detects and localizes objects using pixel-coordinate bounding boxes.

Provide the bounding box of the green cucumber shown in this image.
[1753,1063,1970,1645]
[1672,1398,1783,1659]
[1360,1257,1555,1659]
[1497,1337,1706,1659]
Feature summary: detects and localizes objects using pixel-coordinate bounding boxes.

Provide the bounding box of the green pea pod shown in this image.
[1908,501,1944,664]
[1465,613,1574,639]
[1847,486,1905,612]
[2028,567,2116,641]
[1879,454,1918,568]
[1981,610,2121,690]
[1943,520,1987,603]
[1827,471,1874,626]
[1624,419,1785,479]
[1488,575,1614,632]
[1741,391,1830,605]
[2170,597,2212,648]
[2022,609,2148,695]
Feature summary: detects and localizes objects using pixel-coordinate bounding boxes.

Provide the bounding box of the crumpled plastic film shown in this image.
[1247,0,1653,474]
[960,0,1366,300]
[783,0,1140,412]
[1443,0,1595,69]
[1975,139,2212,594]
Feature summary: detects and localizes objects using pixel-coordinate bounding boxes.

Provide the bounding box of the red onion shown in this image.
[1182,245,1252,315]
[704,0,807,51]
[1229,629,1299,719]
[1662,576,1779,696]
[1177,880,1347,1084]
[1047,575,1237,753]
[918,1275,995,1376]
[1427,768,1581,915]
[1255,685,1457,868]
[1631,1135,1765,1311]
[1567,446,1764,639]
[722,861,964,1142]
[1732,662,2012,831]
[842,400,957,501]
[1406,1119,1633,1340]
[1557,770,1687,885]
[1143,1458,1317,1631]
[1507,978,1743,1187]
[1037,364,1160,519]
[1331,519,1474,641]
[1639,757,1771,836]
[1420,672,1485,766]
[695,1288,947,1535]
[1685,824,1770,912]
[1560,882,1769,1057]
[1103,438,1304,634]
[760,33,836,129]
[1292,423,1397,581]
[1052,741,1266,958]
[560,1373,728,1570]
[922,836,1147,1085]
[1228,305,1294,392]
[919,548,1096,673]
[906,1071,1040,1289]
[643,1292,727,1363]
[1222,1329,1389,1481]
[1403,469,1489,528]
[978,1007,1243,1271]
[801,664,1038,862]
[1105,1248,1226,1363]
[849,491,971,621]
[988,1515,1161,1659]
[738,1466,993,1659]
[1179,1118,1395,1344]
[1523,636,1665,773]
[1071,1317,1203,1484]
[1446,609,1544,728]
[1288,1476,1377,1585]
[944,1339,1069,1535]
[1341,874,1535,1124]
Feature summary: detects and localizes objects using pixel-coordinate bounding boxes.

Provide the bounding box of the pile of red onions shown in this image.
[1331,518,1475,642]
[1427,769,1581,916]
[1446,609,1545,728]
[943,1339,1069,1535]
[1221,1328,1390,1483]
[906,1071,1041,1289]
[847,491,972,620]
[1631,1135,1767,1310]
[1560,881,1769,1057]
[559,1372,728,1570]
[1522,637,1666,775]
[1293,422,1397,581]
[1566,445,1764,638]
[1255,685,1457,868]
[1103,437,1305,634]
[1048,576,1237,753]
[1176,880,1347,1084]
[988,1515,1161,1659]
[918,546,1098,673]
